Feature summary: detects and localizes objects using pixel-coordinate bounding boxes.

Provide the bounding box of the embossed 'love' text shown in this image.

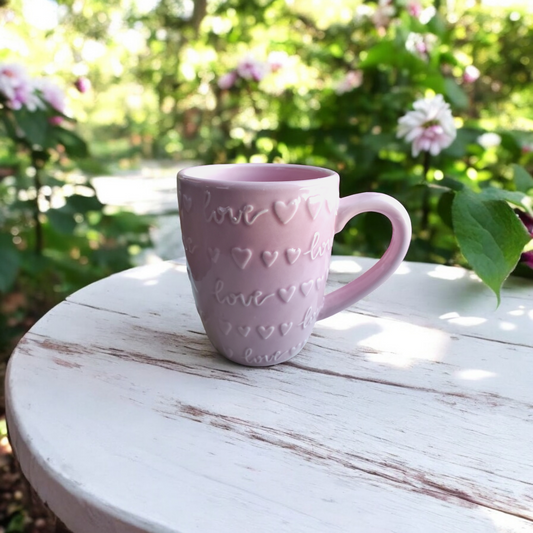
[214,280,275,307]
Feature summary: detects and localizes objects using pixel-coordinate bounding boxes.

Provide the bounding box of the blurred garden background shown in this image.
[1,0,533,529]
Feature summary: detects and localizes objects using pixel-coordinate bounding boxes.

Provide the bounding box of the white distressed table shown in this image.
[5,257,533,533]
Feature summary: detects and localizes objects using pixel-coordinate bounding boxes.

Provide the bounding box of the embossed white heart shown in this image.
[182,194,193,212]
[208,247,220,263]
[273,199,300,224]
[231,247,252,269]
[218,320,232,335]
[257,325,275,339]
[300,280,314,296]
[261,250,278,267]
[285,248,301,264]
[237,326,251,337]
[306,195,322,220]
[278,286,296,303]
[280,322,293,336]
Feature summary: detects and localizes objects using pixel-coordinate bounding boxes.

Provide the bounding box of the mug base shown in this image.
[216,342,306,367]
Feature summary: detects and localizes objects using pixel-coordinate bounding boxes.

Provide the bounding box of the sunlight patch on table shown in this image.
[392,263,411,275]
[328,259,363,274]
[456,369,497,381]
[483,506,531,533]
[318,311,362,330]
[498,321,516,331]
[361,321,449,366]
[122,261,179,280]
[439,312,487,327]
[427,265,466,281]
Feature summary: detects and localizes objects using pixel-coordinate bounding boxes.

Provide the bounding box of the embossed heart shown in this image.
[286,248,301,264]
[280,322,293,336]
[208,247,220,263]
[289,342,304,357]
[261,250,278,268]
[222,346,234,358]
[278,286,296,303]
[219,320,232,335]
[237,326,251,337]
[274,199,300,224]
[326,197,337,214]
[306,195,322,220]
[300,280,314,296]
[257,325,275,339]
[231,247,252,269]
[186,238,197,254]
[183,194,193,212]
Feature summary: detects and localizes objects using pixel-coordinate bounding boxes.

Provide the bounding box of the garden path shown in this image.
[91,160,192,263]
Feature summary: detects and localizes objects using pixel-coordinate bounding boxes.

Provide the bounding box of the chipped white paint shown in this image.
[5,257,533,533]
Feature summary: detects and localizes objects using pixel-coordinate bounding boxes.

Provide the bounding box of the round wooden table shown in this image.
[5,258,533,533]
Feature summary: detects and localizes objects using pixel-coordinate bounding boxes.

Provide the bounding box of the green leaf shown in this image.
[452,190,532,303]
[513,164,533,193]
[52,128,89,158]
[360,41,397,68]
[6,511,25,533]
[437,191,455,228]
[0,234,20,293]
[439,176,465,191]
[480,188,528,209]
[13,108,50,146]
[444,78,469,109]
[63,194,103,214]
[47,208,77,234]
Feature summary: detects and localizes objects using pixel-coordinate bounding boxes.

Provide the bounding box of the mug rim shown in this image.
[177,163,339,187]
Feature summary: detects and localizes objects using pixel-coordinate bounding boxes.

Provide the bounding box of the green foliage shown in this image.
[2,0,533,303]
[452,189,531,302]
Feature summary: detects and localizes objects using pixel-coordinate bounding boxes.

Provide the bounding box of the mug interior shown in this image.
[179,163,335,183]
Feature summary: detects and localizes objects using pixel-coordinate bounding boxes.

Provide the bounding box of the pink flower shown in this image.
[33,78,66,114]
[373,0,396,28]
[74,76,91,93]
[407,0,423,18]
[335,70,363,95]
[217,71,238,90]
[406,33,436,61]
[463,65,480,83]
[397,94,457,157]
[48,116,64,126]
[0,62,39,110]
[237,55,270,82]
[267,51,289,72]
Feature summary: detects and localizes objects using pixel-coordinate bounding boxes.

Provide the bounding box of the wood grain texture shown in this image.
[5,257,533,533]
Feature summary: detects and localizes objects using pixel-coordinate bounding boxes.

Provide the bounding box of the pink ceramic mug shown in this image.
[178,163,411,366]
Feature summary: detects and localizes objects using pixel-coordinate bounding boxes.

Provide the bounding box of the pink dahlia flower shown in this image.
[397,94,457,157]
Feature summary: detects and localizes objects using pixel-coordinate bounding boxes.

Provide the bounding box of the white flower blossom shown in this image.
[0,62,38,110]
[237,55,270,82]
[405,33,436,61]
[463,65,480,83]
[397,94,457,157]
[478,132,501,149]
[267,51,289,72]
[33,78,66,113]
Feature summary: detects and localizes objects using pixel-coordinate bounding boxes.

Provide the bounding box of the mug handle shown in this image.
[318,192,412,321]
